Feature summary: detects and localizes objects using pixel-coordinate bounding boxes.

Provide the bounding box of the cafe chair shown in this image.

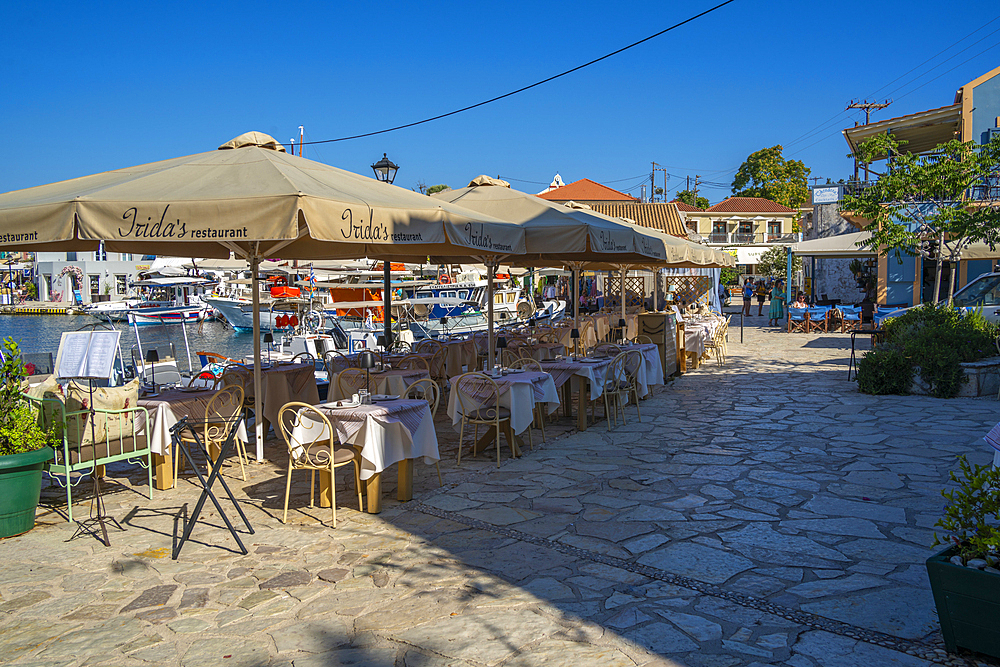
[623,349,644,420]
[291,351,316,364]
[704,324,727,367]
[454,372,512,468]
[187,372,220,390]
[500,349,521,368]
[174,384,248,488]
[633,334,653,344]
[396,354,430,372]
[837,305,862,333]
[807,306,831,333]
[220,364,255,420]
[323,350,355,375]
[787,307,808,333]
[507,358,546,444]
[337,369,369,400]
[601,353,630,430]
[277,402,363,527]
[404,378,443,485]
[592,342,622,358]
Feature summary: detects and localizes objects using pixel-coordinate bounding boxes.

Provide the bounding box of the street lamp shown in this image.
[371,153,399,184]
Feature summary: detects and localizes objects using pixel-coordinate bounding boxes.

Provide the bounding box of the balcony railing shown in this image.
[708,232,767,244]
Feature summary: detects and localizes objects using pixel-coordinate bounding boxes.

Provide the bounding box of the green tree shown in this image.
[843,133,1000,304]
[755,245,801,278]
[674,189,709,210]
[426,184,451,195]
[731,145,810,209]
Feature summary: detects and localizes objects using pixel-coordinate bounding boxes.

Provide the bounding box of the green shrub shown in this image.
[0,337,54,457]
[857,303,999,398]
[856,346,913,395]
[933,455,1000,562]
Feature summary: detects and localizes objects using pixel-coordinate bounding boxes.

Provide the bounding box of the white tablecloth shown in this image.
[624,343,665,396]
[295,399,439,480]
[328,368,430,401]
[138,389,247,455]
[540,358,614,401]
[447,370,559,434]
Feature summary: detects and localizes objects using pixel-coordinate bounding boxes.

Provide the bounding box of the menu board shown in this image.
[55,331,121,380]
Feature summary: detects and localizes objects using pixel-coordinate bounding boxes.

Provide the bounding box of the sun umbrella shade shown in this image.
[0,133,524,260]
[434,178,681,265]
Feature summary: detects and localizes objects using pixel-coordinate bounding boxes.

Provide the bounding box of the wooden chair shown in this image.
[174,384,248,487]
[336,368,369,399]
[404,378,443,485]
[291,351,316,364]
[454,372,512,468]
[277,402,363,526]
[704,323,727,366]
[787,308,808,333]
[806,307,830,333]
[633,334,653,345]
[220,364,255,419]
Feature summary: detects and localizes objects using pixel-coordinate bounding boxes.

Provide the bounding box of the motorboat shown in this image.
[86,277,215,325]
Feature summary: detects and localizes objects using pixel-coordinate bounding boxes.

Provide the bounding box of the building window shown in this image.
[89,275,101,295]
[66,252,77,261]
[767,221,782,241]
[115,274,128,294]
[736,222,754,244]
[710,222,727,243]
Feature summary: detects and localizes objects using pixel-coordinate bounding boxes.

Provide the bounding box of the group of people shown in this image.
[738,278,807,327]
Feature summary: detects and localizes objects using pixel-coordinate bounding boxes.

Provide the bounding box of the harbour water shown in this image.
[0,314,260,372]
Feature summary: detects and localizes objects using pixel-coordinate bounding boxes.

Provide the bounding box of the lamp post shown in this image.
[372,153,400,351]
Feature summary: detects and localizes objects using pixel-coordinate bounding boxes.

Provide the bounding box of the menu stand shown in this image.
[169,415,254,560]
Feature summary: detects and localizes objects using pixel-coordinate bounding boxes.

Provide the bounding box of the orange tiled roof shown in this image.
[669,199,704,212]
[706,196,795,213]
[537,178,638,202]
[587,203,688,237]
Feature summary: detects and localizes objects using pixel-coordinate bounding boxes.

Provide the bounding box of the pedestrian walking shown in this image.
[755,280,767,316]
[767,279,786,327]
[742,279,754,316]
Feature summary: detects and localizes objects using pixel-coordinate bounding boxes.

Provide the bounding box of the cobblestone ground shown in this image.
[3,314,1000,667]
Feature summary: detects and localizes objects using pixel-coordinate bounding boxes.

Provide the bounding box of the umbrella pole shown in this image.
[486,258,497,369]
[251,253,264,462]
[383,261,391,348]
[620,265,627,338]
[569,261,582,356]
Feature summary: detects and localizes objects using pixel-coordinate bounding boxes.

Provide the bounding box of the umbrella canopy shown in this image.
[0,132,525,261]
[434,177,685,265]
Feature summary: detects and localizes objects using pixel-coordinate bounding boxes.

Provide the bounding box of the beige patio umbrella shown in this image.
[435,178,729,346]
[0,132,526,458]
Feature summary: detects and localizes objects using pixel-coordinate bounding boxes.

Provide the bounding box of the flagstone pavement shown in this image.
[2,314,1000,667]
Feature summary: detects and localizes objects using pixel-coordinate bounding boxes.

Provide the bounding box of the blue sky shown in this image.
[2,0,999,204]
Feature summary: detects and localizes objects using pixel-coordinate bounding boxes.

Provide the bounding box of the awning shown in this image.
[727,246,769,264]
[792,232,875,257]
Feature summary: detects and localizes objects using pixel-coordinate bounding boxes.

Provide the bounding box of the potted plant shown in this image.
[0,337,55,538]
[926,454,1000,658]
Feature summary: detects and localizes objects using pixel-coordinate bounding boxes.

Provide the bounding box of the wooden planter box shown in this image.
[926,546,1000,658]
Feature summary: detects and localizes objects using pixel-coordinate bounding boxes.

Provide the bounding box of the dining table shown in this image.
[446,370,559,457]
[683,316,723,367]
[327,368,430,401]
[539,356,615,431]
[139,386,248,489]
[301,398,439,513]
[440,338,479,378]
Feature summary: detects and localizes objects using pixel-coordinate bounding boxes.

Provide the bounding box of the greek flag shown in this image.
[308,265,316,294]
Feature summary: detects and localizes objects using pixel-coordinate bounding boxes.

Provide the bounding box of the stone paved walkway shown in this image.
[3,315,1000,667]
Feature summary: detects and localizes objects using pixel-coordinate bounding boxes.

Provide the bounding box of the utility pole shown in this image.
[693,175,701,200]
[846,100,891,182]
[649,162,669,203]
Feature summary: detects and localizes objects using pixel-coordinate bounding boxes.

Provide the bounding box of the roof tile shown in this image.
[587,203,688,237]
[706,197,795,213]
[537,178,638,202]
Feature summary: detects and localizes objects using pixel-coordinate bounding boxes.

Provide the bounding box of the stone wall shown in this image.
[807,202,866,303]
[910,356,1000,398]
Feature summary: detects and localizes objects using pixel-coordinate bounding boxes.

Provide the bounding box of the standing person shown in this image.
[755,280,767,316]
[742,279,754,316]
[768,280,786,327]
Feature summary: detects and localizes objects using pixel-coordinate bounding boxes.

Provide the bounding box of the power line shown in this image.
[298,0,739,146]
